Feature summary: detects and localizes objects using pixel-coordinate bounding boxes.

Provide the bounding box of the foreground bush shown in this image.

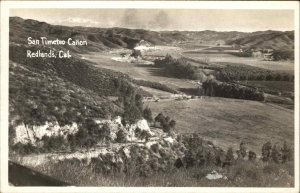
[33,156,294,187]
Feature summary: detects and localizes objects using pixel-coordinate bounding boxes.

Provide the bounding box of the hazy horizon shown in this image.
[10,9,294,32]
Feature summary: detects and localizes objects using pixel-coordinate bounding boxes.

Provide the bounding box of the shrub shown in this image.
[248,151,257,161]
[239,142,247,158]
[154,113,165,123]
[123,102,143,124]
[225,147,235,166]
[154,113,176,133]
[116,129,127,143]
[271,143,282,163]
[281,141,292,163]
[11,142,39,155]
[162,121,171,133]
[169,120,176,129]
[150,143,160,154]
[272,50,294,61]
[42,135,67,151]
[143,107,153,123]
[261,142,272,162]
[140,130,151,142]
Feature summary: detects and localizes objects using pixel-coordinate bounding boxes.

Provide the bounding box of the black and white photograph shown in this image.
[0,1,299,192]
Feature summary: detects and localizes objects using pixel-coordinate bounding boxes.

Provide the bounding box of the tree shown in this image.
[140,130,150,142]
[169,120,176,129]
[239,142,247,158]
[116,129,127,143]
[281,141,292,163]
[154,112,165,123]
[143,107,153,123]
[101,123,111,143]
[135,93,143,112]
[248,151,256,161]
[123,104,142,124]
[162,120,171,133]
[224,147,234,166]
[271,143,281,163]
[261,142,272,162]
[165,116,170,123]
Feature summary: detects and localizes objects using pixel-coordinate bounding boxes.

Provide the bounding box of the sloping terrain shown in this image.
[10,17,294,52]
[8,16,295,187]
[145,97,294,153]
[226,30,294,51]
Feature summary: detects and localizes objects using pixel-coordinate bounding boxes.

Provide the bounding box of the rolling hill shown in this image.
[226,30,294,51]
[10,17,294,52]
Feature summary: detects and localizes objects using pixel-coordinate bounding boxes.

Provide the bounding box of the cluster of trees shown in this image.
[154,55,201,80]
[202,79,265,101]
[143,107,153,123]
[272,50,294,61]
[179,134,293,170]
[114,79,144,124]
[261,141,293,163]
[70,119,111,149]
[216,65,294,82]
[154,112,176,133]
[178,135,253,168]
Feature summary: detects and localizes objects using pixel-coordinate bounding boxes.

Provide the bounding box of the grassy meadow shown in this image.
[183,51,294,72]
[145,97,294,153]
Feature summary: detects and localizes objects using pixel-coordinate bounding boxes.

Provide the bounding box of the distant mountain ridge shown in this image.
[10,16,294,52]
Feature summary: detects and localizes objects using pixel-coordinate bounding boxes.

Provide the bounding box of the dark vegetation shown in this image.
[154,55,201,80]
[154,112,176,133]
[271,50,294,61]
[215,64,294,82]
[9,44,151,152]
[226,30,294,53]
[33,134,294,187]
[202,79,265,101]
[153,54,294,86]
[143,107,154,123]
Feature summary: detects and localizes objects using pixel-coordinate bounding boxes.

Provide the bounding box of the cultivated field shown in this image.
[183,52,294,72]
[81,50,197,92]
[145,97,294,154]
[239,80,294,94]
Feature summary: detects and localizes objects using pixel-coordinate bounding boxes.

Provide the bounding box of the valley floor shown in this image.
[81,48,294,155]
[145,97,294,154]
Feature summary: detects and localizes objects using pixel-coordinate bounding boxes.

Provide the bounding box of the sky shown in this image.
[10,9,294,32]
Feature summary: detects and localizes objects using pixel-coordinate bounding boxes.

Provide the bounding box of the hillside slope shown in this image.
[226,30,294,51]
[10,17,294,52]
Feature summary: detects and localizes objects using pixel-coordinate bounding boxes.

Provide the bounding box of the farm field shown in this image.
[145,97,294,153]
[81,51,197,92]
[183,51,294,72]
[239,80,294,95]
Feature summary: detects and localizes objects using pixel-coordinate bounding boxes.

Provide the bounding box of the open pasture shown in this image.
[183,51,294,72]
[145,97,294,153]
[82,52,198,93]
